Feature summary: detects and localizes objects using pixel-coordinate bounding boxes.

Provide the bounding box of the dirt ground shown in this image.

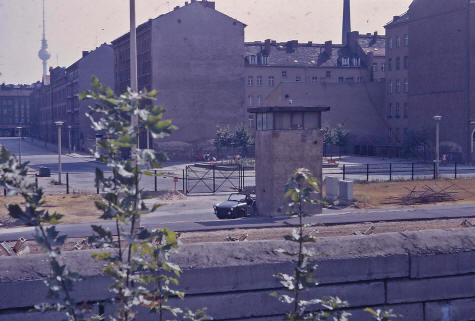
[1,218,473,257]
[352,178,475,209]
[1,178,475,228]
[0,191,186,227]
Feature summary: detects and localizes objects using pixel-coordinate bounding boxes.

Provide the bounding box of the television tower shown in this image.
[38,0,51,83]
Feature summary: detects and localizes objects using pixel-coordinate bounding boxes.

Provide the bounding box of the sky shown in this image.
[0,0,412,84]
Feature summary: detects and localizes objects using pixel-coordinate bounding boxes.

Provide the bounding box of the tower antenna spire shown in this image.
[342,0,351,45]
[38,0,51,83]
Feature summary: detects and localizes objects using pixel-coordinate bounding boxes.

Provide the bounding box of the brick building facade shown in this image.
[385,13,409,146]
[0,84,33,137]
[29,44,114,152]
[244,31,387,151]
[386,0,475,162]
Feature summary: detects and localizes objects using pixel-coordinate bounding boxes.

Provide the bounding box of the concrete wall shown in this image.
[2,229,475,320]
[151,2,246,159]
[255,127,323,216]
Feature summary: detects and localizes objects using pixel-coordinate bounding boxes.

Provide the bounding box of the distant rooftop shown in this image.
[245,32,385,67]
[385,12,409,28]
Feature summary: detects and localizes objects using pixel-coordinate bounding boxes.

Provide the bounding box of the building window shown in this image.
[396,36,401,48]
[296,76,301,82]
[404,79,409,93]
[388,103,392,118]
[256,76,263,86]
[247,76,253,86]
[403,103,408,118]
[388,80,393,95]
[262,56,269,65]
[282,71,287,79]
[357,76,363,83]
[311,76,318,83]
[381,64,385,72]
[395,103,400,118]
[372,63,378,72]
[352,57,360,66]
[388,58,392,71]
[404,34,409,47]
[248,95,253,106]
[389,127,392,138]
[338,77,344,84]
[396,57,401,70]
[326,71,331,78]
[257,95,262,106]
[249,55,257,64]
[268,76,275,87]
[342,57,350,66]
[388,38,393,49]
[404,56,408,69]
[396,80,401,93]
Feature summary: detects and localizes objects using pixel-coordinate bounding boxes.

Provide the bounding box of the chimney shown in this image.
[393,15,400,22]
[201,0,215,9]
[324,41,332,56]
[286,40,298,52]
[174,6,180,10]
[342,0,351,45]
[82,51,89,58]
[264,39,272,55]
[307,41,313,46]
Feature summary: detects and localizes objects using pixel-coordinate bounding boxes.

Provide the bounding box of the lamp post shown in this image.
[68,125,72,154]
[16,126,22,165]
[55,121,64,184]
[433,115,442,179]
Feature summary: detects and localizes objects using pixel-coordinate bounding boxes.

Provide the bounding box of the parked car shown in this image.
[214,193,256,219]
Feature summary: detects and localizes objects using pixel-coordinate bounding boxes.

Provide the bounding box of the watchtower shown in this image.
[248,106,330,217]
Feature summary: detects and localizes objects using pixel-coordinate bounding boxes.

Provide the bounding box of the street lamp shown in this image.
[16,126,22,165]
[433,115,442,179]
[55,121,64,184]
[68,125,72,154]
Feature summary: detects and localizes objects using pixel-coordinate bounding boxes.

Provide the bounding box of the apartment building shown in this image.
[112,0,246,158]
[384,13,409,145]
[0,84,33,137]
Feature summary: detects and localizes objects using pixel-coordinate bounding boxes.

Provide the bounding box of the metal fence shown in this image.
[324,162,474,182]
[184,164,248,194]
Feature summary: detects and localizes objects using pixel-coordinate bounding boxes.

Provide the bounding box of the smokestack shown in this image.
[342,0,351,45]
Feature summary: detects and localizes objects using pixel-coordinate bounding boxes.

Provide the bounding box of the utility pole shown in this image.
[68,125,72,154]
[130,0,139,148]
[55,121,64,184]
[16,126,22,165]
[433,115,442,179]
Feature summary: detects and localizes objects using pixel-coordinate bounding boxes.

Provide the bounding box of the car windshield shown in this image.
[228,194,246,202]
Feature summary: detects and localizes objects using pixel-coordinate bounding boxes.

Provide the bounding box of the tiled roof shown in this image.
[357,34,386,57]
[244,42,361,68]
[385,12,409,28]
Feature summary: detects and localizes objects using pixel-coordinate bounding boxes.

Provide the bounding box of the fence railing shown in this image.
[324,162,469,182]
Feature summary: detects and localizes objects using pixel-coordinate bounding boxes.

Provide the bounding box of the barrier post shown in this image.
[154,170,157,192]
[66,173,69,194]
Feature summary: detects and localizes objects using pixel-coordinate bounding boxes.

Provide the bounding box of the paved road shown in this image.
[1,203,475,242]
